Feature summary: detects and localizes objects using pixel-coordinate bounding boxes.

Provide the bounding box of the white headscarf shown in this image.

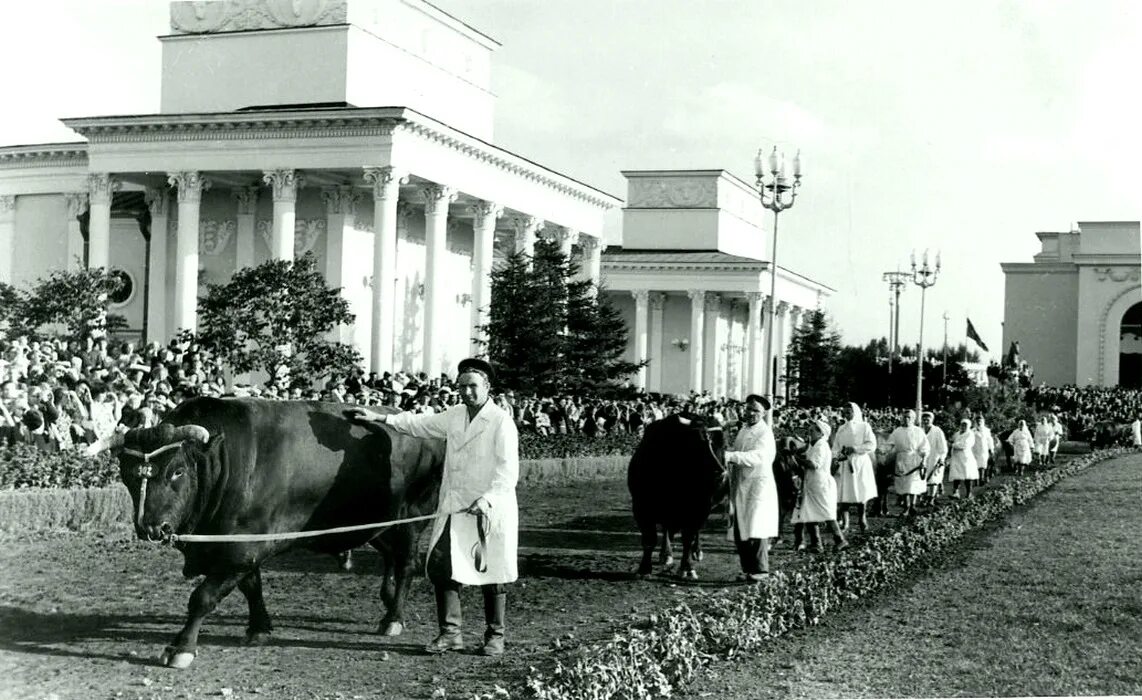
[849,402,863,423]
[814,418,832,440]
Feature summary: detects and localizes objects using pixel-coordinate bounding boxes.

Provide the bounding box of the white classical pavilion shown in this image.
[1001,221,1142,388]
[0,0,617,379]
[602,170,834,399]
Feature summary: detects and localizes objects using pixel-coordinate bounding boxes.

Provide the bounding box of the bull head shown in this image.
[88,423,212,541]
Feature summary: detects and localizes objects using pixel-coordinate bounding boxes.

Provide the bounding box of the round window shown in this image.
[107,269,135,307]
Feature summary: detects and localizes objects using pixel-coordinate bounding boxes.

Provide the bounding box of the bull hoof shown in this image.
[658,555,674,568]
[159,647,196,669]
[337,552,354,572]
[679,569,698,580]
[377,621,403,637]
[243,631,271,646]
[695,550,704,562]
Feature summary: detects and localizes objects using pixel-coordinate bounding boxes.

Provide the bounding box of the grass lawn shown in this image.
[688,453,1142,699]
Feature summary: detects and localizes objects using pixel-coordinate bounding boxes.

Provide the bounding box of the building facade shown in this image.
[1001,221,1142,387]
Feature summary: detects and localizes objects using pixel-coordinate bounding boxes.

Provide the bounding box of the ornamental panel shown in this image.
[627,178,717,209]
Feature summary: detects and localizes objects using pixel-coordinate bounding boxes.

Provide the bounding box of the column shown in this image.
[63,193,88,271]
[363,167,407,373]
[469,200,503,355]
[581,234,603,290]
[632,290,650,390]
[144,188,170,342]
[233,186,258,270]
[648,292,666,392]
[263,169,302,261]
[774,301,789,399]
[322,186,361,344]
[86,173,119,270]
[421,183,457,377]
[168,171,210,335]
[703,293,721,395]
[508,214,542,262]
[0,196,14,284]
[687,289,706,394]
[746,292,764,396]
[549,225,576,259]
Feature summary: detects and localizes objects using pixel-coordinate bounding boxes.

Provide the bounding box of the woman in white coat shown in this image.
[831,402,879,532]
[1007,419,1034,476]
[947,418,978,499]
[973,415,994,484]
[796,419,848,553]
[889,409,930,518]
[1033,416,1053,467]
[921,411,948,507]
[350,358,518,657]
[725,394,778,582]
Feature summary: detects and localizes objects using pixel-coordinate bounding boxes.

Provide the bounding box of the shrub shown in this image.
[518,432,641,460]
[0,444,118,489]
[523,447,1131,700]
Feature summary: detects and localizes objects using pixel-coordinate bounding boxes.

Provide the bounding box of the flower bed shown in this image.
[524,447,1131,700]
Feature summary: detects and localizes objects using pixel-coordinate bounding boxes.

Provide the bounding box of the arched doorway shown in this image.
[1119,301,1142,388]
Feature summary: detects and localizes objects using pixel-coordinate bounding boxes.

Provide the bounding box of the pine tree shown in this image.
[785,309,843,406]
[565,280,643,394]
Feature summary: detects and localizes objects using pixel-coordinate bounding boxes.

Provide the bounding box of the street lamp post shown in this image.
[910,250,941,415]
[882,271,909,406]
[942,311,950,392]
[754,146,802,423]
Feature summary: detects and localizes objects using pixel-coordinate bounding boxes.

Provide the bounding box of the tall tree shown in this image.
[785,309,843,406]
[195,253,360,388]
[565,279,643,394]
[11,267,124,342]
[0,282,21,335]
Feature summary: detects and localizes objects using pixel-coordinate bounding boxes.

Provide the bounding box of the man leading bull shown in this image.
[349,358,518,657]
[724,394,778,581]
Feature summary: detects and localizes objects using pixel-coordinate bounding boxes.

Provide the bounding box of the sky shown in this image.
[1,0,1139,357]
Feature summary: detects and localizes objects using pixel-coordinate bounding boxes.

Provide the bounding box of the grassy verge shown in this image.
[691,451,1142,699]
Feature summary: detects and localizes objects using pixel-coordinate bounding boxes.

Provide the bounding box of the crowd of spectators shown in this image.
[2,333,1140,455]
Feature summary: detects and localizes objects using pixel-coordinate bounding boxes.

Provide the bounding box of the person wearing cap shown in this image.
[796,418,848,553]
[348,358,518,657]
[888,409,930,518]
[920,411,948,507]
[832,402,879,531]
[724,393,778,581]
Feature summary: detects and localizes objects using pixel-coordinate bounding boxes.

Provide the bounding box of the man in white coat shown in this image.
[920,411,947,507]
[349,358,518,656]
[725,394,778,582]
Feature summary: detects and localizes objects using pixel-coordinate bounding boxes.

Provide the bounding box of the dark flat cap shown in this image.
[457,357,496,384]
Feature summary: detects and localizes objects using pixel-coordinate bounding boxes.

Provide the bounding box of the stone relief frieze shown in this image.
[1092,266,1141,283]
[256,219,326,256]
[627,178,717,209]
[170,0,348,34]
[199,220,235,256]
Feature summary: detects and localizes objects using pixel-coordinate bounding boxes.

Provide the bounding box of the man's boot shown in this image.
[480,587,506,657]
[425,586,464,654]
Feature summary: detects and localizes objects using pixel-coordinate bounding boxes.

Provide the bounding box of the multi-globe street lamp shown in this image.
[754,146,802,422]
[910,250,941,415]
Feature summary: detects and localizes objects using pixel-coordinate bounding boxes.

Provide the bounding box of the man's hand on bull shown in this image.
[466,497,491,516]
[345,407,387,424]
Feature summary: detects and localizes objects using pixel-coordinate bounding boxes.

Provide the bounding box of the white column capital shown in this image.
[468,200,504,226]
[578,233,601,251]
[687,289,707,305]
[168,171,212,203]
[321,186,360,216]
[144,187,169,218]
[87,173,121,205]
[775,300,790,315]
[631,289,650,304]
[64,192,89,219]
[746,291,765,304]
[704,292,722,312]
[363,167,408,200]
[263,169,304,201]
[233,186,259,216]
[508,213,544,235]
[422,184,458,215]
[649,291,667,311]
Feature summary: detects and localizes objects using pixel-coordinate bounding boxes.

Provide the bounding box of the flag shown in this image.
[966,318,989,352]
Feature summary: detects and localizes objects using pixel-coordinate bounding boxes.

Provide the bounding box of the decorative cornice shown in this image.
[421,184,458,216]
[603,259,765,273]
[169,0,349,35]
[321,186,360,216]
[168,171,211,202]
[1091,266,1141,283]
[263,169,304,201]
[233,186,259,216]
[87,173,121,205]
[0,143,88,169]
[363,166,407,201]
[64,192,89,218]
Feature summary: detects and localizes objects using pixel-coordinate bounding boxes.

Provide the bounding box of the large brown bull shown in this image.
[85,397,444,669]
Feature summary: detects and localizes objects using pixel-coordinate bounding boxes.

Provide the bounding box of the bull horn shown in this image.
[83,431,126,457]
[171,424,210,443]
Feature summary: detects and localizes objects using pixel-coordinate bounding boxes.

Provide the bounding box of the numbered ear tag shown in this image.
[136,462,155,479]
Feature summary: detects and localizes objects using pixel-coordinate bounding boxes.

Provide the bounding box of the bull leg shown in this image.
[162,572,244,669]
[237,568,273,646]
[694,534,704,562]
[678,529,698,580]
[337,550,354,572]
[373,526,415,636]
[637,521,657,577]
[658,529,675,569]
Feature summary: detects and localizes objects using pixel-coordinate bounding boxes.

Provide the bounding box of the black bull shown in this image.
[92,397,444,669]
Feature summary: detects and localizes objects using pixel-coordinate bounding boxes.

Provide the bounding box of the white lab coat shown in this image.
[948,429,978,480]
[973,426,993,470]
[925,425,949,485]
[797,436,837,523]
[890,425,930,495]
[387,401,519,585]
[725,420,778,540]
[832,408,879,504]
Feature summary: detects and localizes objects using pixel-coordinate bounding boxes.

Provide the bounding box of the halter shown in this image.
[122,442,189,539]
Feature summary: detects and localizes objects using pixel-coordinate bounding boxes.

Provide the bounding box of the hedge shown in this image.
[523,447,1132,700]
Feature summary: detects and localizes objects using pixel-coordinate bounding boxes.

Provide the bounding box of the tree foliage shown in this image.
[195,253,361,387]
[7,267,123,342]
[785,309,843,406]
[0,282,20,332]
[480,237,642,394]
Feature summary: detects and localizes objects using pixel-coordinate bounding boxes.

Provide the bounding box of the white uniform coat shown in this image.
[924,425,948,485]
[1008,424,1033,465]
[387,402,519,585]
[1033,421,1053,458]
[973,426,993,470]
[889,425,930,496]
[832,405,879,504]
[796,436,837,524]
[725,420,778,540]
[948,429,978,480]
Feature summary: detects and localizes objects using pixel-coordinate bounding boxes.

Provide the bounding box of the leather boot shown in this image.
[425,586,463,654]
[480,587,506,656]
